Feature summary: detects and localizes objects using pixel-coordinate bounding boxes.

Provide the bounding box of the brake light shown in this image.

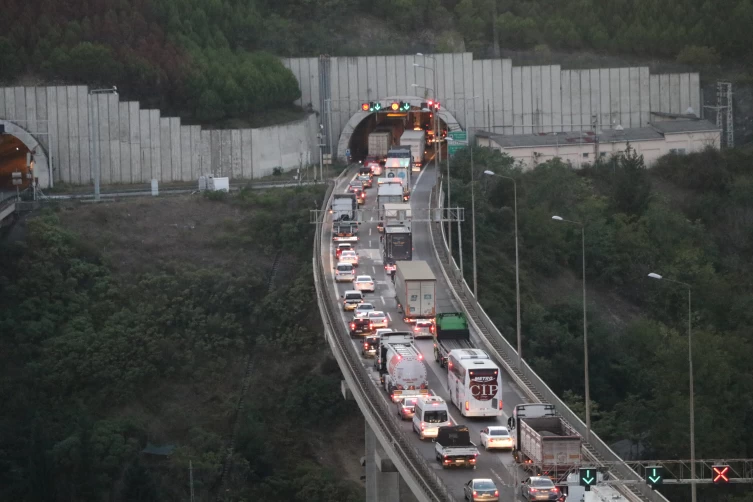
[421,422,425,430]
[530,488,537,493]
[473,491,477,497]
[465,401,469,411]
[430,325,434,332]
[418,353,423,360]
[369,323,373,329]
[494,490,499,497]
[364,343,368,348]
[350,323,355,329]
[499,401,503,409]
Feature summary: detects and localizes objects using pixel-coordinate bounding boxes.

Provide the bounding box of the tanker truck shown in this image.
[380,341,429,402]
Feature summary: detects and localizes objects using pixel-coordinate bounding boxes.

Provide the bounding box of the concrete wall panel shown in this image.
[376,56,388,99]
[96,94,111,185]
[0,87,5,116]
[394,56,407,98]
[14,87,26,121]
[580,70,591,132]
[531,66,542,133]
[609,69,621,127]
[181,126,192,180]
[241,129,253,178]
[561,70,572,131]
[129,103,141,184]
[599,69,611,130]
[308,58,320,111]
[690,73,701,116]
[502,59,514,135]
[462,53,474,129]
[347,57,359,107]
[149,109,160,181]
[570,71,581,131]
[680,73,690,114]
[190,126,201,179]
[512,67,523,134]
[55,87,70,183]
[385,56,397,97]
[25,87,37,133]
[67,87,81,185]
[589,69,600,131]
[629,68,641,128]
[290,58,302,106]
[522,66,533,133]
[75,87,89,186]
[650,75,661,115]
[139,110,151,182]
[670,74,681,114]
[481,60,493,130]
[210,130,220,176]
[231,129,242,179]
[107,94,120,183]
[639,68,651,125]
[36,88,48,140]
[619,68,630,128]
[160,118,171,182]
[200,129,211,176]
[472,61,483,130]
[3,88,14,119]
[357,56,368,102]
[45,88,59,181]
[118,102,131,183]
[488,59,501,132]
[451,53,464,120]
[220,130,232,177]
[366,56,378,99]
[541,66,552,133]
[169,117,180,181]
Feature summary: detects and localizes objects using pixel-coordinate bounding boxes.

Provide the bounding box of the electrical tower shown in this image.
[704,81,733,148]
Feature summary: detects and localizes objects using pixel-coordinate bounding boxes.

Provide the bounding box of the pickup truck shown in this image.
[349,316,371,336]
[434,425,479,469]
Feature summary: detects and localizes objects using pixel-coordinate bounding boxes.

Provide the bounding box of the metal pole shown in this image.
[688,287,696,502]
[93,95,101,201]
[513,180,521,366]
[458,216,464,282]
[445,108,451,260]
[319,143,323,182]
[327,99,334,158]
[471,143,477,298]
[582,225,591,442]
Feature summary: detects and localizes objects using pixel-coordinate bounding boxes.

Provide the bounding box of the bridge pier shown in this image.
[365,420,400,502]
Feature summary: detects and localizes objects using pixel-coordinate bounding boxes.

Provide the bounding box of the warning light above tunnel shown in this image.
[391,102,400,111]
[399,101,410,112]
[361,103,370,111]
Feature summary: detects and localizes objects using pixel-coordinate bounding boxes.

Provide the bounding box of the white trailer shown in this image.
[400,130,426,171]
[378,202,412,232]
[368,131,392,157]
[377,184,404,207]
[382,343,429,402]
[395,261,436,322]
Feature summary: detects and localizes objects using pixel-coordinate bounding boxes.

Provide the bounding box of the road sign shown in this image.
[712,465,730,484]
[579,467,597,491]
[645,466,664,488]
[323,154,332,165]
[448,131,467,142]
[345,149,351,157]
[447,142,466,155]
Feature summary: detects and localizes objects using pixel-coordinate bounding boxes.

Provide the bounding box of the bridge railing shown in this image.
[312,173,456,502]
[429,180,669,502]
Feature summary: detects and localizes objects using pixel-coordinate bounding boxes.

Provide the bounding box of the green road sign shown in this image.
[645,466,664,488]
[447,142,466,155]
[448,131,467,142]
[579,467,597,491]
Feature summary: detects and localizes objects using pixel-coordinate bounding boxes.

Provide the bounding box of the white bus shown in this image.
[447,349,503,417]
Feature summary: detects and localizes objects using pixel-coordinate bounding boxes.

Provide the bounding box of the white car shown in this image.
[412,319,434,338]
[367,311,388,329]
[354,303,376,318]
[354,275,375,292]
[374,328,394,338]
[479,426,514,451]
[339,250,359,266]
[334,262,355,282]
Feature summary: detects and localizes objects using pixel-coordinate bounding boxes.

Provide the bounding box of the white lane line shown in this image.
[369,227,372,236]
[414,163,428,188]
[372,266,376,274]
[381,295,386,305]
[490,470,506,487]
[429,388,460,425]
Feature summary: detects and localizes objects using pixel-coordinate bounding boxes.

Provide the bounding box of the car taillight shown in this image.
[369,323,373,329]
[499,401,503,409]
[363,343,368,348]
[421,422,425,430]
[530,488,537,493]
[430,326,434,332]
[465,401,469,411]
[350,323,355,329]
[494,490,499,497]
[552,487,559,493]
[473,491,477,497]
[418,353,423,360]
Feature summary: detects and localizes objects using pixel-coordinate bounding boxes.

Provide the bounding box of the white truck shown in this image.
[395,261,436,323]
[374,331,414,373]
[381,343,429,402]
[377,183,405,207]
[512,403,582,482]
[400,130,426,171]
[378,202,412,233]
[434,425,479,469]
[368,131,393,158]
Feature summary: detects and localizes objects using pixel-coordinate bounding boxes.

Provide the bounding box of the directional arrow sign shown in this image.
[645,466,664,487]
[579,467,597,491]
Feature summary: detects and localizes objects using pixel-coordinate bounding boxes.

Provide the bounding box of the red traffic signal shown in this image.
[361,103,370,111]
[434,101,441,110]
[712,465,730,484]
[427,100,434,108]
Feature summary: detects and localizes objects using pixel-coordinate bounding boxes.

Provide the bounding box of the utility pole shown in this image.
[189,460,195,502]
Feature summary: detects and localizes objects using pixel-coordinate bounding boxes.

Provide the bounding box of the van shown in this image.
[341,290,364,311]
[412,396,452,440]
[335,262,355,282]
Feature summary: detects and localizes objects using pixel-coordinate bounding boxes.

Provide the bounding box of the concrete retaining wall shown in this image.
[283,54,701,155]
[0,86,319,188]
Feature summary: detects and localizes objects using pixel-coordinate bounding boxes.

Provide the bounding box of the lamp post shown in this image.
[88,87,118,201]
[647,272,695,502]
[484,170,521,366]
[551,215,591,442]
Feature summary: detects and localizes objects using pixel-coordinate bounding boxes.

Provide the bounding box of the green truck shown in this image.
[432,312,474,367]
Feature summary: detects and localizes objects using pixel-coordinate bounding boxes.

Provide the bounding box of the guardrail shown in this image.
[312,172,456,502]
[428,180,670,502]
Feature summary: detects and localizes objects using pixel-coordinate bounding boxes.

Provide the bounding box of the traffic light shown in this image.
[712,465,730,484]
[399,101,410,112]
[433,101,441,110]
[579,467,597,491]
[420,101,427,109]
[361,102,382,112]
[390,102,400,111]
[645,466,664,488]
[361,103,370,111]
[427,99,434,109]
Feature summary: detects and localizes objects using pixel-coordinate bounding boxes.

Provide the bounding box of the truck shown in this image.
[381,343,429,402]
[368,130,393,158]
[378,203,412,233]
[512,403,582,482]
[377,183,404,207]
[400,130,426,171]
[374,331,414,375]
[331,193,357,223]
[434,425,479,469]
[395,261,436,323]
[332,220,359,242]
[433,312,474,367]
[383,226,412,273]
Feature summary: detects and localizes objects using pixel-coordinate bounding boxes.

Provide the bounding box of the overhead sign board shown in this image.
[448,131,467,142]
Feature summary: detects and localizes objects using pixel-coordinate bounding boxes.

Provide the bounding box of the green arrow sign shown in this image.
[645,466,664,487]
[579,468,596,490]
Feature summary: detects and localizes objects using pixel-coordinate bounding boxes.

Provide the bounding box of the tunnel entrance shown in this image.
[0,134,32,192]
[337,96,460,162]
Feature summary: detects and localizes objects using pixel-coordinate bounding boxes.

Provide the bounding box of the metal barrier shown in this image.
[312,173,457,502]
[428,180,670,502]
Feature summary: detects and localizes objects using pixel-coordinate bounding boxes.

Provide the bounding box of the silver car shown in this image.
[354,303,376,318]
[367,311,388,329]
[412,319,434,338]
[396,396,419,420]
[334,262,355,282]
[464,479,499,502]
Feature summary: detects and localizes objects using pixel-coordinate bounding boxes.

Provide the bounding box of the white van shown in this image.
[335,262,355,282]
[412,396,452,440]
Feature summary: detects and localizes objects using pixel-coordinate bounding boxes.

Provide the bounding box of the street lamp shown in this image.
[551,215,591,443]
[647,272,696,502]
[88,86,118,201]
[484,170,521,367]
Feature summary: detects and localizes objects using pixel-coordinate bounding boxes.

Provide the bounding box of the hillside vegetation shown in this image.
[0,187,363,501]
[2,0,752,126]
[447,147,753,501]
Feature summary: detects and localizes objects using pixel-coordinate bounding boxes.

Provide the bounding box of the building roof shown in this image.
[476,119,720,149]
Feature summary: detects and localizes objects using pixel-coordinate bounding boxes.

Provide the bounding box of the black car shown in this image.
[350,317,370,336]
[362,335,379,356]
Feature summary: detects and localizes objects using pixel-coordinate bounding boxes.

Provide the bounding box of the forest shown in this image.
[2,0,752,125]
[0,186,362,501]
[446,146,753,501]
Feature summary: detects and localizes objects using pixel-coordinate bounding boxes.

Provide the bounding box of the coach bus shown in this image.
[447,349,503,417]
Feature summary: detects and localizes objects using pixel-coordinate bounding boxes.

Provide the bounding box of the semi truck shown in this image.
[433,312,474,367]
[374,331,415,378]
[512,403,582,482]
[400,130,426,171]
[368,130,393,158]
[377,183,405,207]
[378,203,412,233]
[383,226,412,273]
[381,343,429,402]
[434,425,479,469]
[331,193,357,222]
[395,261,436,322]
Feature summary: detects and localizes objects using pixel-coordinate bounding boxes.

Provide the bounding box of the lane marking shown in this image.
[386,312,392,322]
[369,227,372,236]
[381,295,386,305]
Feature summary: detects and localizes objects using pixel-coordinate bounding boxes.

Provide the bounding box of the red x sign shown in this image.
[712,465,730,484]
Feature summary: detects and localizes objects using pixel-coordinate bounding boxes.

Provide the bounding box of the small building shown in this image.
[475,118,720,170]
